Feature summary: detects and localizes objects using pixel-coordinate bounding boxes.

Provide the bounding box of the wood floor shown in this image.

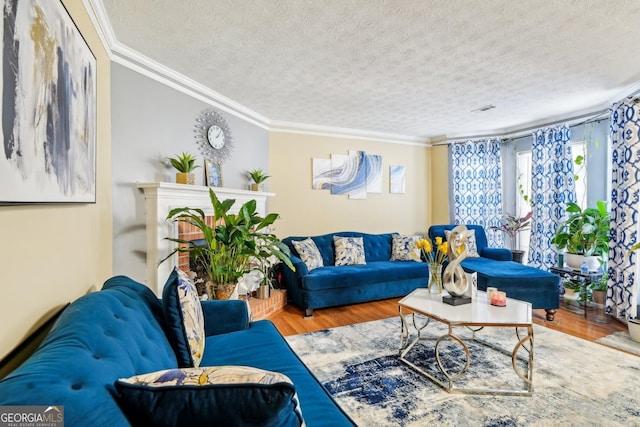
[269,296,628,344]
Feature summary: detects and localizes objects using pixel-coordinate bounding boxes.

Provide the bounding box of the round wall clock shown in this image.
[194,108,234,164]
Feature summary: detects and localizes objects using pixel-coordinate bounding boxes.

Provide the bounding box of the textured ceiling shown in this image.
[99,0,640,140]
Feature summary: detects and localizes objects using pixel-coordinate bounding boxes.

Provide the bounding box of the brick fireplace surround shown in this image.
[176,218,287,320]
[137,182,286,320]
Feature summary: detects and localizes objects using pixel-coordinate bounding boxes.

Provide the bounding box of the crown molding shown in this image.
[445,81,640,142]
[84,0,640,148]
[84,0,431,146]
[85,0,270,131]
[445,104,610,143]
[270,121,431,146]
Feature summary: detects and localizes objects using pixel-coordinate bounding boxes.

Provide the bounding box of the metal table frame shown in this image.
[398,289,534,396]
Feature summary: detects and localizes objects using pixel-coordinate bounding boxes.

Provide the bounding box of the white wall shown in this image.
[111,64,268,283]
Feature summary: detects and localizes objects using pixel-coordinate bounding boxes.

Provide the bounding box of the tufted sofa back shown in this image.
[0,276,178,427]
[283,232,395,265]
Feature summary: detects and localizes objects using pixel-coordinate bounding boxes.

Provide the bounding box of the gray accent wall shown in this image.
[111,63,269,282]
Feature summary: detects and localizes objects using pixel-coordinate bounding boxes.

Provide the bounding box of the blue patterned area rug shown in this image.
[286,317,640,426]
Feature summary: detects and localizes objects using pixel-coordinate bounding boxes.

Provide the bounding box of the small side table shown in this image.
[550,266,603,318]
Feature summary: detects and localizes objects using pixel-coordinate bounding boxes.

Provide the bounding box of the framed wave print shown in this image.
[0,0,97,204]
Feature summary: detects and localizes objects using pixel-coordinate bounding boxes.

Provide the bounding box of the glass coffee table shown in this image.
[398,288,534,396]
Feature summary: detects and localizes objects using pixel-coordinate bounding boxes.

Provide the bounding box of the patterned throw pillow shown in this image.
[390,234,422,261]
[333,236,366,266]
[445,228,480,257]
[162,268,206,367]
[292,238,324,271]
[115,366,305,427]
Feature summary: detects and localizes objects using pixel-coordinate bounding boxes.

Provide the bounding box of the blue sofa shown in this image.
[429,224,560,321]
[282,232,428,316]
[0,275,355,426]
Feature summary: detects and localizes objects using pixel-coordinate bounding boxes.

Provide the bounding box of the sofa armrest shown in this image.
[290,255,309,277]
[480,248,513,261]
[281,255,308,286]
[201,300,250,336]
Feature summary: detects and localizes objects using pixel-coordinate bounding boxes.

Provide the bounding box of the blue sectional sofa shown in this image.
[0,275,355,426]
[429,224,560,321]
[282,232,428,316]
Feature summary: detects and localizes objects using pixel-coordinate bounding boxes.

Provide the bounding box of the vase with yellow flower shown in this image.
[416,237,449,293]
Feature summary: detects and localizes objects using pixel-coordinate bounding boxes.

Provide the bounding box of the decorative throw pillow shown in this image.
[333,236,366,266]
[390,234,422,261]
[115,366,305,427]
[445,229,480,257]
[292,238,324,271]
[162,268,206,368]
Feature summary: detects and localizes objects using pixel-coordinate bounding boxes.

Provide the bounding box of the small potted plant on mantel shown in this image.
[169,152,199,185]
[248,169,270,191]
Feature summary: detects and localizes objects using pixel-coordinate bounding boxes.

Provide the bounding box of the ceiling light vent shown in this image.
[471,104,496,112]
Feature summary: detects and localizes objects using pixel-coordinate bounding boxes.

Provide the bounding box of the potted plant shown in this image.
[550,201,610,271]
[248,169,270,191]
[562,278,585,304]
[589,274,607,306]
[161,189,294,299]
[169,152,199,185]
[489,212,532,263]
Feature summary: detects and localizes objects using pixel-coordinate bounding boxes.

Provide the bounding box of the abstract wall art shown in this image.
[390,165,406,194]
[1,0,97,204]
[312,150,383,200]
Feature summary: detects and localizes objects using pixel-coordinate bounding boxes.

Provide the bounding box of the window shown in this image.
[571,140,587,209]
[515,140,586,260]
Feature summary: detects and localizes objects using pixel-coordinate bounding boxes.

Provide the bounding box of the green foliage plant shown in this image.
[248,169,271,184]
[550,200,610,257]
[161,189,294,293]
[169,152,200,173]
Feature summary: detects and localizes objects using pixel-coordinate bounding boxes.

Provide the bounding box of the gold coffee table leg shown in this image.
[435,328,471,387]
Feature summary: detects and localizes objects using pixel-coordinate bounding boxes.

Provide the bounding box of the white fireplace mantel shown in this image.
[137,182,275,295]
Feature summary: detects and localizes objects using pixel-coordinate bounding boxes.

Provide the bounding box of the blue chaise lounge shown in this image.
[429,224,560,321]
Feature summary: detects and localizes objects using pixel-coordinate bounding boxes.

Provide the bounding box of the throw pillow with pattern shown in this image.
[390,234,422,261]
[333,236,366,266]
[115,366,305,427]
[292,238,324,271]
[162,268,206,367]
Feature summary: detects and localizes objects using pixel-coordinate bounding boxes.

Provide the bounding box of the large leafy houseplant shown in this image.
[162,189,294,299]
[551,201,609,257]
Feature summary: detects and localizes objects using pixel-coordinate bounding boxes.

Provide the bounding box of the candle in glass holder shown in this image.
[491,291,507,307]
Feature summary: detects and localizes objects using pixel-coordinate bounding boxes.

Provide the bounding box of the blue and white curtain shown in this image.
[528,125,576,270]
[608,97,640,320]
[451,139,503,247]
